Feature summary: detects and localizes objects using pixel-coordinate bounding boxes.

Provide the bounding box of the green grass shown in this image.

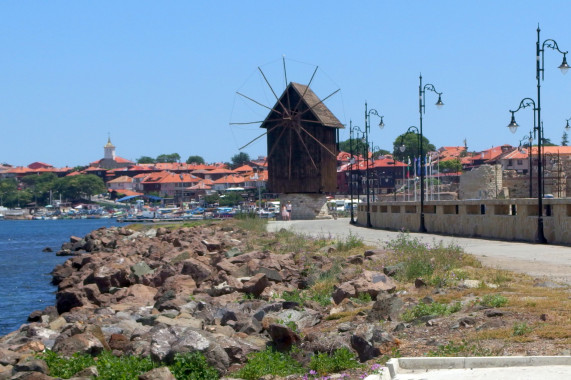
[426,339,493,357]
[39,350,218,380]
[401,301,462,322]
[41,350,158,379]
[308,347,361,376]
[232,347,304,380]
[480,294,508,308]
[334,232,364,252]
[512,322,533,336]
[385,232,481,284]
[169,352,219,380]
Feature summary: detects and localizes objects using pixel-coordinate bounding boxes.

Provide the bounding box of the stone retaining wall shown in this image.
[357,199,571,245]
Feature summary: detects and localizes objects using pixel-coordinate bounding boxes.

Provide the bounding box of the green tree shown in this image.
[230,152,250,168]
[219,192,244,206]
[204,193,220,205]
[562,131,569,146]
[156,153,181,163]
[186,155,205,165]
[21,173,58,205]
[438,158,463,173]
[339,138,368,156]
[392,133,435,161]
[137,156,156,164]
[54,175,106,202]
[541,137,556,146]
[0,179,18,207]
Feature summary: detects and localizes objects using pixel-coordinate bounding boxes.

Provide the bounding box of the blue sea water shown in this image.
[0,218,121,336]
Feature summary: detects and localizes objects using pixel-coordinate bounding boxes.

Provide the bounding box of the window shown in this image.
[508,159,513,166]
[517,160,523,165]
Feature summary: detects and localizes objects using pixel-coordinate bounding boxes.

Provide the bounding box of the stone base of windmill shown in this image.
[279,193,333,220]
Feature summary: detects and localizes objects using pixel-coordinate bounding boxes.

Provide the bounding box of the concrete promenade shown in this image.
[267,218,571,285]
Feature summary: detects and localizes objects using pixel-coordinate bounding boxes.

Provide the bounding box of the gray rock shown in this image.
[52,332,104,357]
[131,262,155,282]
[139,367,176,380]
[366,294,404,322]
[13,359,49,374]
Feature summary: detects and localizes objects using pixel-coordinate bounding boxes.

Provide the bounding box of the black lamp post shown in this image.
[349,121,357,224]
[565,118,571,131]
[507,26,568,244]
[419,74,444,233]
[399,126,422,227]
[353,127,366,222]
[364,102,385,228]
[518,130,534,198]
[370,144,381,202]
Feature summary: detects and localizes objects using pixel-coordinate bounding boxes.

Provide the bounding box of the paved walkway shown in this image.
[267,218,571,285]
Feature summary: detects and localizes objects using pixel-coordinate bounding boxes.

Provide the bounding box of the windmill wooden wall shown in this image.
[261,82,343,194]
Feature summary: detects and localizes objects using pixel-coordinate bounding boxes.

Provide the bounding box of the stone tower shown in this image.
[104,137,116,160]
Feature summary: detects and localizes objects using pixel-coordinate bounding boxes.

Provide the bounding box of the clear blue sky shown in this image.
[1,1,571,168]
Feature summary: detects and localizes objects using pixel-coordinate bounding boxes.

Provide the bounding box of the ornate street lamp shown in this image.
[349,121,357,224]
[565,117,571,131]
[353,126,366,223]
[399,126,422,224]
[364,103,384,228]
[418,74,444,232]
[507,26,568,243]
[518,130,534,198]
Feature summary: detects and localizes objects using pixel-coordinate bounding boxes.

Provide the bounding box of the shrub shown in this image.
[40,350,157,380]
[385,232,480,283]
[480,294,508,308]
[233,348,304,380]
[308,347,361,376]
[169,352,219,380]
[401,301,462,322]
[512,322,533,336]
[41,350,95,379]
[335,232,364,252]
[426,339,492,357]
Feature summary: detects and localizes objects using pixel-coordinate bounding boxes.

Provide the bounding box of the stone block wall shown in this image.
[279,193,331,220]
[459,164,502,199]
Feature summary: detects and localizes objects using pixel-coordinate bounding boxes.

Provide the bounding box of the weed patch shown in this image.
[480,294,508,308]
[426,339,493,357]
[401,301,462,322]
[233,347,304,380]
[385,232,480,284]
[308,347,361,376]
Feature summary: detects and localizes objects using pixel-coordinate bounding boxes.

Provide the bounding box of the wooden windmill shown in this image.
[261,82,343,193]
[232,60,344,218]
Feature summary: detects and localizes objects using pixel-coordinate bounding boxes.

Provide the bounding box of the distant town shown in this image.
[1,135,571,217]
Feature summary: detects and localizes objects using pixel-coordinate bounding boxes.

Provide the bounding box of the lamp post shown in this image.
[418,74,444,233]
[393,154,397,201]
[364,102,385,228]
[349,121,356,224]
[353,127,366,222]
[370,144,381,202]
[566,118,571,131]
[399,126,422,227]
[507,26,568,243]
[518,130,534,198]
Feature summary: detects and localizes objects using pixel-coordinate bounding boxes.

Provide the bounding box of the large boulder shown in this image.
[52,332,104,357]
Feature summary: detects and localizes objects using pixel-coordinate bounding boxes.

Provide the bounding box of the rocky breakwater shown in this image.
[0,223,401,379]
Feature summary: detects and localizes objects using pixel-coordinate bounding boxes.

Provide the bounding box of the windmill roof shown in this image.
[261,82,343,129]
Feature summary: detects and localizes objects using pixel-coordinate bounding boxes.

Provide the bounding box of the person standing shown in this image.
[286,201,292,220]
[281,205,289,221]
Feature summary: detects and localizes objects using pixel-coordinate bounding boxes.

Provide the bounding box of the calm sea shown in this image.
[0,218,121,336]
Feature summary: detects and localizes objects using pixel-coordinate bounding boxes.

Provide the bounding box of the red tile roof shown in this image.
[213,174,246,184]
